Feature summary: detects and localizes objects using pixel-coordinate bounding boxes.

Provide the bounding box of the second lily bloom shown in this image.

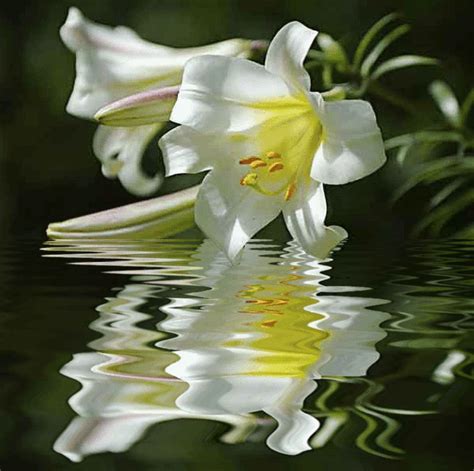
[60,7,255,195]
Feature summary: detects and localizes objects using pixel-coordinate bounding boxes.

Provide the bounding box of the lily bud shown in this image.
[47,186,198,239]
[95,86,179,127]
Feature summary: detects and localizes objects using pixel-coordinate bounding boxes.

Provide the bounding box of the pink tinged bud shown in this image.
[95,86,180,127]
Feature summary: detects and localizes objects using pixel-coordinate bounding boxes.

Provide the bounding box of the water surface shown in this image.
[0,238,472,469]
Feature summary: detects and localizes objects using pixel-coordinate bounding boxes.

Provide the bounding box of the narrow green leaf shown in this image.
[413,189,474,236]
[391,157,473,201]
[47,186,198,239]
[452,224,474,238]
[460,88,474,124]
[371,55,438,80]
[429,81,462,128]
[306,50,329,61]
[354,12,400,69]
[360,24,411,77]
[316,33,349,70]
[384,131,462,150]
[429,177,467,208]
[396,145,411,165]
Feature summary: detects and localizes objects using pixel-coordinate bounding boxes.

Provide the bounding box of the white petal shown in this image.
[170,55,291,133]
[195,169,283,260]
[60,8,253,119]
[265,21,317,92]
[310,96,386,185]
[283,180,347,259]
[159,126,217,176]
[93,124,163,196]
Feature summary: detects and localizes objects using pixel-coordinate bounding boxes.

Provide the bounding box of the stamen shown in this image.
[284,183,296,201]
[240,173,258,186]
[239,156,260,165]
[268,162,284,173]
[266,151,281,159]
[249,159,267,169]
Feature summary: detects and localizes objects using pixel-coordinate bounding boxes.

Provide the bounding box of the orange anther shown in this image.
[266,151,281,159]
[268,162,284,173]
[249,159,267,169]
[239,156,260,165]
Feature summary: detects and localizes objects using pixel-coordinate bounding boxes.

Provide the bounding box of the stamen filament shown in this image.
[284,183,296,201]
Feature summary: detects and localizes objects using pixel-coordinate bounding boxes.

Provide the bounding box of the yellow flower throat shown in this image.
[239,93,322,201]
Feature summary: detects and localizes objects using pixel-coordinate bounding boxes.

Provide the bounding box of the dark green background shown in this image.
[0,0,472,243]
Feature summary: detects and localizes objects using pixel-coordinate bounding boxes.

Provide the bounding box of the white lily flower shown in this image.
[159,21,386,259]
[60,7,254,195]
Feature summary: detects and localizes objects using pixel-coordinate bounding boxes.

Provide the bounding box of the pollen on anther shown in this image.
[266,151,281,159]
[249,159,267,169]
[240,173,258,186]
[268,162,284,173]
[239,156,260,165]
[284,183,296,201]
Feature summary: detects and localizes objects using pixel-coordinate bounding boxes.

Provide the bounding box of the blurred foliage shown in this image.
[304,13,473,238]
[387,82,474,237]
[0,0,473,243]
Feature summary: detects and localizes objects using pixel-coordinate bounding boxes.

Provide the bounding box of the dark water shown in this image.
[0,237,472,470]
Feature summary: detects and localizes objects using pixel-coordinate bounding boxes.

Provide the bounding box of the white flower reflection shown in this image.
[45,239,389,460]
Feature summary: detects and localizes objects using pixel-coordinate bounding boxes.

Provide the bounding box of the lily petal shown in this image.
[170,55,291,133]
[159,125,217,176]
[283,180,347,259]
[95,86,179,127]
[60,7,253,119]
[310,95,386,185]
[47,186,198,239]
[195,168,283,260]
[93,124,163,196]
[265,21,317,92]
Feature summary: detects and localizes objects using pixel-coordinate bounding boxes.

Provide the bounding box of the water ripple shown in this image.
[38,238,474,462]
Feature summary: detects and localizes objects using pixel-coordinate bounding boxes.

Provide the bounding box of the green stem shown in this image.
[322,86,347,101]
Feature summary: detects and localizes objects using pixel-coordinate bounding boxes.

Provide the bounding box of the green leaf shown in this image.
[413,189,474,236]
[429,81,462,128]
[360,24,411,77]
[371,55,438,80]
[354,12,400,69]
[395,145,411,165]
[47,186,198,239]
[384,131,462,150]
[306,50,329,62]
[392,157,474,201]
[316,33,349,70]
[429,177,467,208]
[460,88,474,125]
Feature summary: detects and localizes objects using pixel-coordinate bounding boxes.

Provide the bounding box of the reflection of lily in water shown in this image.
[49,240,389,460]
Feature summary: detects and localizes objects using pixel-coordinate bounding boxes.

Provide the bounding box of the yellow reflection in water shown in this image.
[43,239,389,460]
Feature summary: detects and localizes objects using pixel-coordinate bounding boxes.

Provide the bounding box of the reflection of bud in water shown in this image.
[50,239,388,460]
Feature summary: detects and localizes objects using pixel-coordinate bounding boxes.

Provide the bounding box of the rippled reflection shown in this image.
[41,238,473,462]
